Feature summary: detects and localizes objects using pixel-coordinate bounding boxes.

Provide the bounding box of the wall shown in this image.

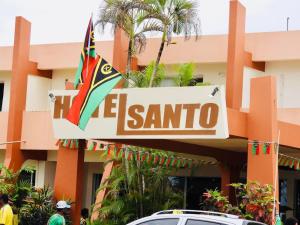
[265,60,300,108]
[0,72,11,112]
[26,75,52,111]
[242,67,266,109]
[52,69,76,90]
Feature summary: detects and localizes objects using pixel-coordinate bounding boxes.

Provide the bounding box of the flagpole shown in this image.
[85,13,93,81]
[273,130,280,223]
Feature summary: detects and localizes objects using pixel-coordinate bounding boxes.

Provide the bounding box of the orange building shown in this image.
[1,0,300,224]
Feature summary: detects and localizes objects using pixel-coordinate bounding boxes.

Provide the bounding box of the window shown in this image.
[19,170,36,187]
[138,219,179,225]
[0,83,4,111]
[186,220,220,225]
[91,173,102,204]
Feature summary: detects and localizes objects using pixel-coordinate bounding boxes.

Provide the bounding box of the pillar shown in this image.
[219,163,242,204]
[53,140,85,225]
[247,76,278,188]
[4,16,52,171]
[4,17,32,171]
[226,0,246,109]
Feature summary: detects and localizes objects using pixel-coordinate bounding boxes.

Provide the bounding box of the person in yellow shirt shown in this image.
[0,194,13,225]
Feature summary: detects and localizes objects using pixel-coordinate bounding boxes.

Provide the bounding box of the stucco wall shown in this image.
[242,67,266,109]
[51,69,76,90]
[26,75,52,111]
[265,60,300,108]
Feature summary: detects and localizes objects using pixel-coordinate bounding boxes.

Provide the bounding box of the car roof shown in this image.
[127,211,267,225]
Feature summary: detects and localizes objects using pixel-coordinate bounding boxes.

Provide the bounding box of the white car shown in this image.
[127,210,267,225]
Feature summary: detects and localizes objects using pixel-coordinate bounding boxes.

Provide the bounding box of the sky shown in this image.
[0,0,300,46]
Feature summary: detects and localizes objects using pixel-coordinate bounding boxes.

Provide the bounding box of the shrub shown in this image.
[202,182,275,225]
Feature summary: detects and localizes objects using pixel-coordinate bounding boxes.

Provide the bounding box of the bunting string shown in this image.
[248,140,277,155]
[55,139,217,169]
[56,140,300,171]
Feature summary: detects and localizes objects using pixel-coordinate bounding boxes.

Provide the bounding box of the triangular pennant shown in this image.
[289,160,295,169]
[266,143,272,154]
[296,161,300,171]
[88,142,94,151]
[171,158,177,167]
[56,139,61,146]
[176,159,182,168]
[159,156,166,165]
[165,158,172,167]
[251,141,259,155]
[153,155,160,165]
[141,152,147,162]
[147,154,152,164]
[262,143,267,154]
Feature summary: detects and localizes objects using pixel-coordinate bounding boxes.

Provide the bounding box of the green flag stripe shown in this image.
[78,76,122,130]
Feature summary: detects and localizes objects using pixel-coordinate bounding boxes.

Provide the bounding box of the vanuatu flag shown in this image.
[67,55,122,130]
[74,17,96,88]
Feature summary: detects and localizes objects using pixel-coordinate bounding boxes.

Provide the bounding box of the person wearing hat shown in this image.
[47,200,71,225]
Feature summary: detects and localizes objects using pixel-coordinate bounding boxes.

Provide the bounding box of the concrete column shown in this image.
[53,140,86,225]
[247,76,278,193]
[226,0,246,109]
[4,17,32,171]
[219,163,242,204]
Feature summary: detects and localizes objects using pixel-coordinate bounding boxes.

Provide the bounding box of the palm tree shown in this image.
[97,0,162,75]
[94,147,183,224]
[144,0,201,87]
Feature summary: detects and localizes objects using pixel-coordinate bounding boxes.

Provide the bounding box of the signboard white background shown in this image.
[50,86,229,139]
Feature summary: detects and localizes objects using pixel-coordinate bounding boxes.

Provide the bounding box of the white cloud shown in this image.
[0,0,300,46]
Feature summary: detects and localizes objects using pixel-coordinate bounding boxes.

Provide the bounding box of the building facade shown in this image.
[1,0,300,224]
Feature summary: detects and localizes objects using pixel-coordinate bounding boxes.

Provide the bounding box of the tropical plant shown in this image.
[19,187,56,225]
[93,147,183,225]
[144,0,201,87]
[230,182,274,225]
[19,187,72,225]
[201,182,275,225]
[174,63,195,86]
[97,0,162,74]
[173,63,211,87]
[0,165,34,214]
[126,61,165,87]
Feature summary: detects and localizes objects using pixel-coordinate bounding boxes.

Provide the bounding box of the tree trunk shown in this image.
[126,39,133,75]
[148,37,165,87]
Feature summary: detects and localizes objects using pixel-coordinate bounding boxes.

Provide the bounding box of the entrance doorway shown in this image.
[169,176,221,210]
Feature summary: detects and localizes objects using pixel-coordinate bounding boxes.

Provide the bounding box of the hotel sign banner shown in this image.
[49,86,229,139]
